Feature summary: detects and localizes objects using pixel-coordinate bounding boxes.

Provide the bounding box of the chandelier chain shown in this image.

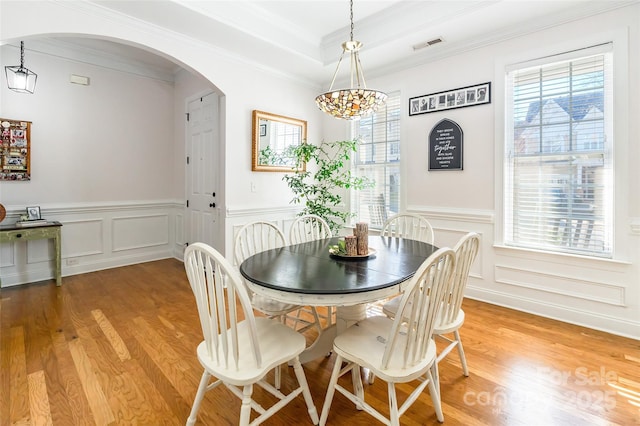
[314,0,387,120]
[20,41,25,69]
[349,0,354,42]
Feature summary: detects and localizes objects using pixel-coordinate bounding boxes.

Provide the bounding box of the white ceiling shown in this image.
[32,0,636,86]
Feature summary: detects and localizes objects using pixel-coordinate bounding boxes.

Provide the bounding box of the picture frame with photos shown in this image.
[0,118,32,181]
[409,82,491,116]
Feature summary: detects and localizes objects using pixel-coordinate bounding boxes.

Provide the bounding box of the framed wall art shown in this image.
[0,118,31,181]
[429,118,463,171]
[409,82,491,116]
[26,206,41,220]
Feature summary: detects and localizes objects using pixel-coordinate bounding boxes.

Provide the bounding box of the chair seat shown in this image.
[197,317,305,386]
[333,316,437,383]
[251,293,302,316]
[383,297,466,333]
[434,308,465,335]
[381,295,401,319]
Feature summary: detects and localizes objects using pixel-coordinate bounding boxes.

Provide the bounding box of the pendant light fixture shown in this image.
[5,41,38,94]
[315,0,387,120]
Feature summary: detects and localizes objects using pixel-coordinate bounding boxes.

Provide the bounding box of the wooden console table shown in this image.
[0,221,62,286]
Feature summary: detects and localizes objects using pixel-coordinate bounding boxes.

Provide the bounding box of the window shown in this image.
[504,44,613,257]
[353,92,401,228]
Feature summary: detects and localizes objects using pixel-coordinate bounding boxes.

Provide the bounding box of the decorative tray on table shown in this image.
[329,239,377,260]
[329,247,377,260]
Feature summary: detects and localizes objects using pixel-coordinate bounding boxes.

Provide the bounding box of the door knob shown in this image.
[209,203,216,208]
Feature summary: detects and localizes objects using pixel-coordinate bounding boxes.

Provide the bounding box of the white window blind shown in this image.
[504,45,613,257]
[353,92,401,228]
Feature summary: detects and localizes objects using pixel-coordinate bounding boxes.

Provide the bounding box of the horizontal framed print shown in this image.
[409,82,491,116]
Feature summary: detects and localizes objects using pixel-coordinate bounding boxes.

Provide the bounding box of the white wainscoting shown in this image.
[0,201,183,287]
[409,207,640,339]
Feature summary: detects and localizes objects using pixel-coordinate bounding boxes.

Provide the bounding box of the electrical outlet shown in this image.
[66,258,79,266]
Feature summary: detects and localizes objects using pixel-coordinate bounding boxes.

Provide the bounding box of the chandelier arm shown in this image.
[327,49,347,92]
[349,51,356,88]
[355,53,367,89]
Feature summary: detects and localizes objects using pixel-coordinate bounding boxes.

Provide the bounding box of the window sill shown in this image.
[493,244,631,266]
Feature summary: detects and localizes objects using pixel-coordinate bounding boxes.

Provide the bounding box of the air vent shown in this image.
[70,74,90,85]
[412,37,444,51]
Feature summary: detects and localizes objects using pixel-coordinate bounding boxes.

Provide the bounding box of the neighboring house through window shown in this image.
[504,44,613,257]
[353,92,401,228]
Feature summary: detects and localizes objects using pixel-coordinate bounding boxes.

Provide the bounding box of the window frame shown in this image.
[351,91,402,229]
[495,29,630,261]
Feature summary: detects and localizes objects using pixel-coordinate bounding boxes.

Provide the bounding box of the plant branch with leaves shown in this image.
[283,139,373,235]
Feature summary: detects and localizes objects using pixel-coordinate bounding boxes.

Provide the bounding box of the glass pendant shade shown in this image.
[316,0,387,120]
[5,41,37,94]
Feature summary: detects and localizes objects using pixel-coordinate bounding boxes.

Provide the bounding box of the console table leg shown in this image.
[54,232,62,286]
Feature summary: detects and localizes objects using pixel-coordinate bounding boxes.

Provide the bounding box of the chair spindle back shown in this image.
[234,221,287,265]
[185,243,262,369]
[438,232,480,326]
[381,213,435,244]
[289,214,332,244]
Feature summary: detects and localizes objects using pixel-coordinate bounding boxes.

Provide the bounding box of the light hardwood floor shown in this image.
[1,259,639,425]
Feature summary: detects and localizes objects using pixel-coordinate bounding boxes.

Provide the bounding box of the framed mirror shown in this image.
[252,110,307,172]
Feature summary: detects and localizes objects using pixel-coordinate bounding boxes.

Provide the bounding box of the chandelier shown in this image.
[5,41,38,94]
[315,0,387,120]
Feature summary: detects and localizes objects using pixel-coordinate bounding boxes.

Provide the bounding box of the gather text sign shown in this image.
[429,119,463,171]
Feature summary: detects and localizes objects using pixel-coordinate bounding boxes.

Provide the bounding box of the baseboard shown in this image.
[466,286,640,340]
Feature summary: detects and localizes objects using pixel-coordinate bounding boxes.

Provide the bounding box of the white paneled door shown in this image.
[186,93,221,251]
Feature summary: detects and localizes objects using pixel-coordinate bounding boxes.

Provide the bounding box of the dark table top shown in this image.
[239,236,438,295]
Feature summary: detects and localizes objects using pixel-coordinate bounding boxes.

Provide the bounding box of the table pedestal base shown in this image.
[299,304,368,364]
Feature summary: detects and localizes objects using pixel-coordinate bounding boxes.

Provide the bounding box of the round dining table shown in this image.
[239,235,438,364]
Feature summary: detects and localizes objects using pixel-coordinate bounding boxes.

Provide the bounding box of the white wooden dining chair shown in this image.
[234,221,322,333]
[382,232,480,378]
[319,247,456,426]
[289,214,335,328]
[367,212,435,384]
[184,243,319,426]
[289,214,332,245]
[380,213,434,244]
[234,221,321,389]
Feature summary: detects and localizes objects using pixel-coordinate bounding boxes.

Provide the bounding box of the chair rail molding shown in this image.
[225,205,301,218]
[407,206,494,224]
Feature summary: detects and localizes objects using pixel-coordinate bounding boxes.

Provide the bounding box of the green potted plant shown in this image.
[283,139,373,235]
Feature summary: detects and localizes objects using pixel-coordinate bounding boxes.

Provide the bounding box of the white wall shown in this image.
[0,46,176,204]
[359,4,640,338]
[0,42,181,284]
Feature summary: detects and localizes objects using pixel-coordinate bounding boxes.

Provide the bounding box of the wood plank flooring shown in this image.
[1,259,639,425]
